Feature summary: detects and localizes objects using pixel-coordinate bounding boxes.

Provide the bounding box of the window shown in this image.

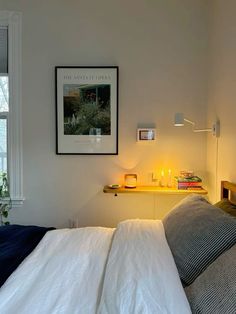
[0,11,23,205]
[0,27,8,174]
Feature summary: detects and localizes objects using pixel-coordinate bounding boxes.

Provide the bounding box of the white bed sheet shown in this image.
[98,220,191,314]
[0,227,114,314]
[0,220,191,314]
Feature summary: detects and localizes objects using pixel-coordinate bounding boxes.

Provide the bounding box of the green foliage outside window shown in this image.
[0,173,11,226]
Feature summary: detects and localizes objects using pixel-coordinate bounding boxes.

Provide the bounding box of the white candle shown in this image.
[167,169,172,187]
[160,170,165,187]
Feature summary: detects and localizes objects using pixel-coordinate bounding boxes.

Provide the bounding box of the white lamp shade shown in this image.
[174,113,184,126]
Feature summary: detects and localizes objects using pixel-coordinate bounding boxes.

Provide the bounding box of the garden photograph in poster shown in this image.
[56,67,118,154]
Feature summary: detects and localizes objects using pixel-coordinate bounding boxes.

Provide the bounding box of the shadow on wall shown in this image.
[68,190,155,228]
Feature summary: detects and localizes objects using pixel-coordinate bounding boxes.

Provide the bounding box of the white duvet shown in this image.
[0,220,191,314]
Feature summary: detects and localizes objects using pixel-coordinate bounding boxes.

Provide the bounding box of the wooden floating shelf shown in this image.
[103,185,208,195]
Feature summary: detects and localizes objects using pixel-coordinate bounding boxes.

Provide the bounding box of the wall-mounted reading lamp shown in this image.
[174,113,220,138]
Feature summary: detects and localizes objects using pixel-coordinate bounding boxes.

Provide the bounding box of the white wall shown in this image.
[1,0,208,227]
[207,0,236,202]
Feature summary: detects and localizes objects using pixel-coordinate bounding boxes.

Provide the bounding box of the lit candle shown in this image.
[167,169,172,187]
[125,174,137,188]
[160,170,165,187]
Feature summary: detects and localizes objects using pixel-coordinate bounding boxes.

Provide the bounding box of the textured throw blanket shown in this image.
[0,224,54,287]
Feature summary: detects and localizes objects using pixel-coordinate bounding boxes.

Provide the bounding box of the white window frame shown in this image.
[0,11,23,206]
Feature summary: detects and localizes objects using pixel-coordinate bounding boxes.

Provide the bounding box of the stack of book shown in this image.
[175,175,203,190]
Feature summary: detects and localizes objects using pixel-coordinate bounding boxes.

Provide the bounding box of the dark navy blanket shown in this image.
[0,224,55,288]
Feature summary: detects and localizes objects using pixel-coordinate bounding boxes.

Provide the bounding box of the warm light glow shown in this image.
[125,174,137,188]
[174,123,184,126]
[114,155,141,170]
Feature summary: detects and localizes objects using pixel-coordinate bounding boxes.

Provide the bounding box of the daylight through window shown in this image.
[0,11,23,204]
[0,27,8,174]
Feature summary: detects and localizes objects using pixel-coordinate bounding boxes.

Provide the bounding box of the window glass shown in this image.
[0,28,8,74]
[0,118,7,173]
[0,27,8,175]
[0,12,23,204]
[0,76,9,112]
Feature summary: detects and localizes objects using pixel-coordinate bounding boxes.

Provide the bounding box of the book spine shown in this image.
[178,186,203,190]
[178,182,202,187]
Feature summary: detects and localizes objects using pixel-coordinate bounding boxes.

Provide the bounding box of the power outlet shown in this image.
[69,218,79,228]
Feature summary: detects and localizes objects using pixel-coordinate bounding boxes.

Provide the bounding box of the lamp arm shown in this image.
[184,118,212,133]
[184,118,195,126]
[193,128,212,133]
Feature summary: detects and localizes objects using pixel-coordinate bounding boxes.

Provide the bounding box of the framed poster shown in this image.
[55,66,118,154]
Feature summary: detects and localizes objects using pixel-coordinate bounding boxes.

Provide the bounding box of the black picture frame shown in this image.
[55,66,118,155]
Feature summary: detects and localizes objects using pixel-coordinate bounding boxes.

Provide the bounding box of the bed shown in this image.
[0,181,235,314]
